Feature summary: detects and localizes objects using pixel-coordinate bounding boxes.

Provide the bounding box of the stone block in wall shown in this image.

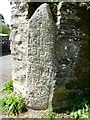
[10,0,29,97]
[52,2,90,112]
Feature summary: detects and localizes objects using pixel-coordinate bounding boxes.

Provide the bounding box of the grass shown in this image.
[43,110,57,118]
[43,105,90,119]
[0,92,27,116]
[0,80,13,93]
[0,80,27,116]
[43,94,90,119]
[70,104,90,119]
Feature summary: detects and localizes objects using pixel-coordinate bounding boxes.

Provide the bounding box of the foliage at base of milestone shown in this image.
[0,80,13,93]
[0,92,27,115]
[70,104,90,119]
[67,96,90,119]
[0,80,27,116]
[43,106,90,119]
[43,110,57,118]
[43,95,90,119]
[0,92,27,116]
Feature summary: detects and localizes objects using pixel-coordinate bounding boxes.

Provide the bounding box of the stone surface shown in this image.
[10,0,30,99]
[52,2,90,112]
[27,3,56,110]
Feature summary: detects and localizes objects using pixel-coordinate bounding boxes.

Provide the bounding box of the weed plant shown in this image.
[0,80,27,116]
[0,92,27,116]
[0,80,13,93]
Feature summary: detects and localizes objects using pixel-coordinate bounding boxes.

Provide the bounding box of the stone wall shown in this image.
[10,0,28,97]
[52,2,90,112]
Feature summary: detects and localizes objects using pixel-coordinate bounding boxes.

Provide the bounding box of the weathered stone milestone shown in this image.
[26,3,56,110]
[10,1,90,111]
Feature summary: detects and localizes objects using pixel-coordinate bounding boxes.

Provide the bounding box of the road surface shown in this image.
[0,54,12,87]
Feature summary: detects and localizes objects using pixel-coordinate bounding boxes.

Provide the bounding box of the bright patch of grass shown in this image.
[0,80,27,116]
[0,80,13,93]
[0,92,27,116]
[70,104,90,119]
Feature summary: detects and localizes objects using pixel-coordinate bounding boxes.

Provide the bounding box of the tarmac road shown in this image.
[0,53,12,87]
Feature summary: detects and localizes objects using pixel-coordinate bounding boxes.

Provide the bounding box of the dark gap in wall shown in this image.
[27,2,42,19]
[48,2,58,23]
